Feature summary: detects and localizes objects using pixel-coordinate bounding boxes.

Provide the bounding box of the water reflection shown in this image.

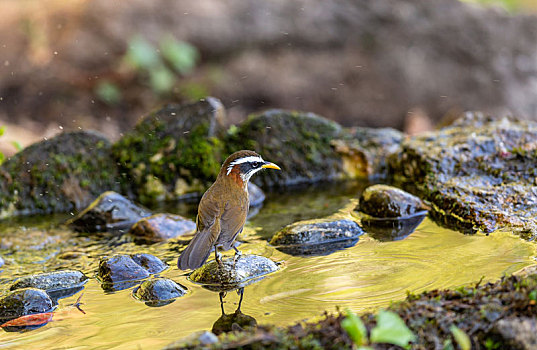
[361,212,427,242]
[212,287,257,335]
[273,237,360,256]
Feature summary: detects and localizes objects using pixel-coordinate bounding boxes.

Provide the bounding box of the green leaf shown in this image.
[529,290,537,301]
[160,36,199,75]
[149,65,176,94]
[0,126,5,137]
[370,310,416,347]
[125,36,160,70]
[0,152,5,165]
[341,309,368,346]
[450,325,471,350]
[11,141,22,151]
[95,81,122,105]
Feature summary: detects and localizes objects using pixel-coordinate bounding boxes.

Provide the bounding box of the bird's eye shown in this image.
[252,162,261,168]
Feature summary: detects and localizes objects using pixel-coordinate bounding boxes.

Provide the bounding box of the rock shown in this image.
[164,331,219,350]
[0,288,54,324]
[112,98,226,204]
[331,127,403,179]
[270,219,364,255]
[489,317,537,350]
[129,213,195,244]
[68,191,152,233]
[212,310,257,335]
[133,277,187,306]
[247,183,265,207]
[189,255,278,291]
[10,270,88,293]
[130,253,168,274]
[0,131,121,219]
[357,184,426,218]
[226,110,345,187]
[389,112,537,234]
[98,254,167,291]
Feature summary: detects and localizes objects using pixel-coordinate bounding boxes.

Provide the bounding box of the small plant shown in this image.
[342,309,416,349]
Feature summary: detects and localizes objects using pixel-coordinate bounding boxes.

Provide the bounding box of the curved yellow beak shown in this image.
[262,162,281,170]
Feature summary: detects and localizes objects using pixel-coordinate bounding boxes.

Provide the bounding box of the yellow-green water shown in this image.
[0,183,534,349]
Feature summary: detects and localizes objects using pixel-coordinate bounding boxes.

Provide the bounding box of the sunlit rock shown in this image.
[270,219,364,256]
[68,191,152,233]
[189,255,278,291]
[10,270,87,293]
[0,131,121,219]
[130,253,168,274]
[389,112,537,234]
[357,184,426,218]
[133,277,187,306]
[112,97,226,204]
[129,213,195,244]
[0,288,53,325]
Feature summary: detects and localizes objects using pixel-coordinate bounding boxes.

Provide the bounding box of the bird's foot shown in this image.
[215,251,223,266]
[233,249,242,265]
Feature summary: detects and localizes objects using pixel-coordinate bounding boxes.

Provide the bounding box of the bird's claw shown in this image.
[216,251,223,266]
[233,250,242,265]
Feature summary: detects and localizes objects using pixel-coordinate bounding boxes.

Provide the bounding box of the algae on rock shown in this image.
[112,97,226,204]
[389,112,537,235]
[0,131,121,218]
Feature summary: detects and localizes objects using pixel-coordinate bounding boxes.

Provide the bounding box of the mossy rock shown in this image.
[133,277,187,306]
[212,310,257,335]
[389,112,537,234]
[225,109,346,187]
[189,255,278,291]
[112,97,226,204]
[0,131,121,218]
[0,288,54,324]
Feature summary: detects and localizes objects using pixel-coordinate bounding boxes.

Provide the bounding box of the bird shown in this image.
[177,150,281,270]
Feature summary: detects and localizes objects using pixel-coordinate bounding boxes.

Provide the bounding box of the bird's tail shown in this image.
[177,230,215,270]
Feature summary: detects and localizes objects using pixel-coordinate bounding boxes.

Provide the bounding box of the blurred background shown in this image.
[0,0,536,156]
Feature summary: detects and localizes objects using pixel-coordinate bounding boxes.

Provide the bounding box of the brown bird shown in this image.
[177,150,281,270]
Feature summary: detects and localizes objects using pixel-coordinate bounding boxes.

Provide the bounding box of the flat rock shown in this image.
[10,270,88,293]
[0,288,54,324]
[389,112,537,234]
[189,255,278,290]
[270,219,364,255]
[357,184,426,218]
[133,277,187,306]
[129,213,195,244]
[112,97,226,203]
[0,131,121,218]
[69,191,152,233]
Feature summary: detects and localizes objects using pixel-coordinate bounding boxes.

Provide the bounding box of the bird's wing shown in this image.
[218,198,248,249]
[177,194,221,270]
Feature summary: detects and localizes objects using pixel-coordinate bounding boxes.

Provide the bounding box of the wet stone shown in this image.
[357,184,426,218]
[98,255,151,285]
[489,317,537,350]
[131,253,168,274]
[189,255,278,291]
[10,270,88,294]
[270,219,364,255]
[69,191,152,233]
[0,288,54,324]
[133,277,187,306]
[129,213,195,244]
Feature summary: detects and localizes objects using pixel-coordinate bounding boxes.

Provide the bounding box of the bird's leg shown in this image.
[236,288,244,313]
[233,245,242,264]
[219,291,226,315]
[214,246,223,266]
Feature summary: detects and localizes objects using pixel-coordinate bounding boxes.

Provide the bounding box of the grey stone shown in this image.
[129,213,195,244]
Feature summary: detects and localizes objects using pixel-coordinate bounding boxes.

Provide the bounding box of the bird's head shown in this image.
[221,150,281,187]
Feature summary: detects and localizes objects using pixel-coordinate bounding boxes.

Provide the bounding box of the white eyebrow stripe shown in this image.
[226,156,264,175]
